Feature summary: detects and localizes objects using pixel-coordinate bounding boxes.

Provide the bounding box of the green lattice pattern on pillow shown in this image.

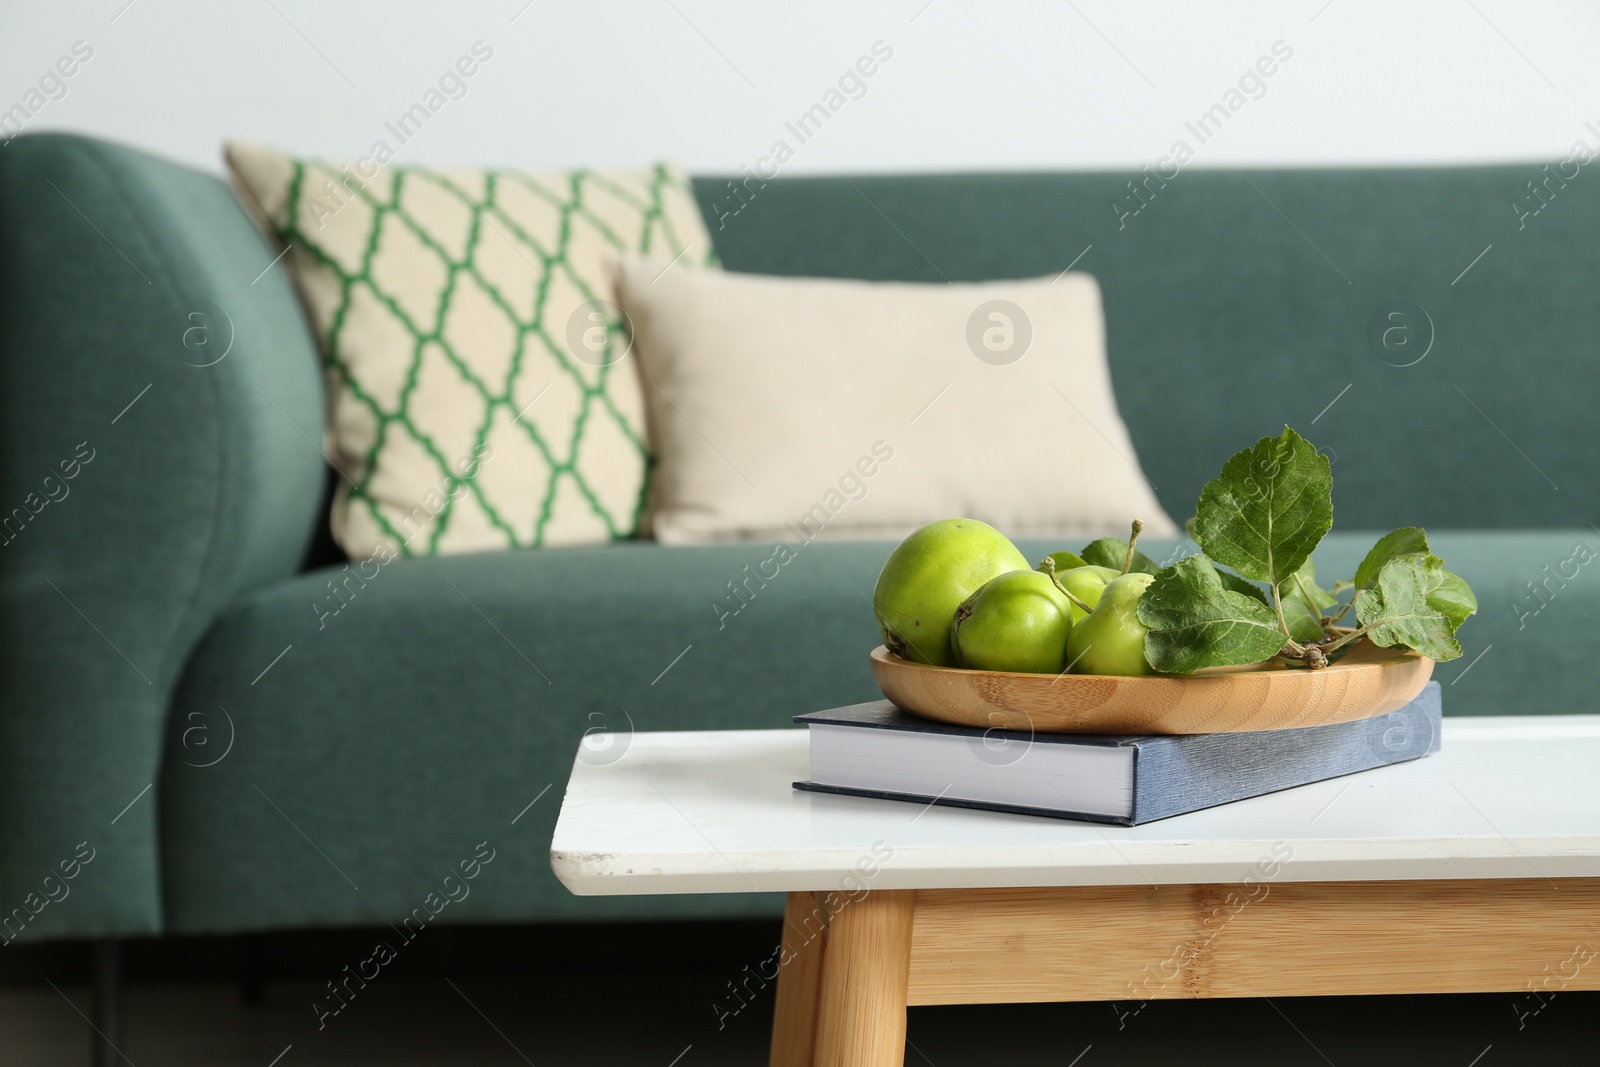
[227,142,715,558]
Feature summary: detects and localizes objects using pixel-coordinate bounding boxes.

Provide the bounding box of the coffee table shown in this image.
[550,715,1600,1067]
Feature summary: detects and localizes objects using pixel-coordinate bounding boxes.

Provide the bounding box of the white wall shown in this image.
[5,0,1599,176]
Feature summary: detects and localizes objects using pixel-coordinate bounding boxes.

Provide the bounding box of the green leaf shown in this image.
[1418,556,1477,635]
[1353,527,1430,591]
[1353,557,1462,662]
[1350,530,1475,637]
[1282,602,1326,645]
[1216,566,1270,606]
[1138,556,1288,674]
[1184,516,1199,541]
[1192,426,1333,588]
[1280,559,1337,643]
[1037,550,1087,573]
[1080,536,1159,575]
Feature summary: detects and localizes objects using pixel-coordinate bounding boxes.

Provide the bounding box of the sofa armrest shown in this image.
[0,134,326,941]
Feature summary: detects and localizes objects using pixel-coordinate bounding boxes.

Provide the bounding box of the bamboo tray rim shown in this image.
[871,635,1423,681]
[867,639,1436,735]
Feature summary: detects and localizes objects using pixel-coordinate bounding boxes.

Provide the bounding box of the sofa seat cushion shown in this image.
[162,530,1595,933]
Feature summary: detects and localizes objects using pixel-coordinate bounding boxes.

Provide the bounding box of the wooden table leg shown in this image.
[770,891,829,1067]
[813,890,916,1067]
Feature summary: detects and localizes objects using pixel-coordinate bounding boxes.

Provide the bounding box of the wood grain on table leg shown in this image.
[770,891,830,1067]
[814,890,916,1067]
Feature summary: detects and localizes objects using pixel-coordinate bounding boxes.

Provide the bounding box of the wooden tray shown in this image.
[868,641,1435,735]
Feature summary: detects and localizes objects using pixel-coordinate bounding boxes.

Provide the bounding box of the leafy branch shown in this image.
[1130,427,1476,673]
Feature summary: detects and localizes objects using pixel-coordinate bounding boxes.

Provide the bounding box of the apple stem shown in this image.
[1039,556,1097,615]
[1121,519,1145,575]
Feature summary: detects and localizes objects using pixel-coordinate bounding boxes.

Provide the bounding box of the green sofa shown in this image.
[3,133,1597,951]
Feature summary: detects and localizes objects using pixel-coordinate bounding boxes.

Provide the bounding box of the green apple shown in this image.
[872,519,1030,667]
[1051,565,1121,624]
[1065,571,1156,676]
[952,570,1074,674]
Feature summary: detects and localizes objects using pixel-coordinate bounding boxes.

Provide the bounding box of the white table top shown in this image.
[550,716,1600,896]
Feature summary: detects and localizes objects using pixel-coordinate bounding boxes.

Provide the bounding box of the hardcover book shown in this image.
[793,681,1442,825]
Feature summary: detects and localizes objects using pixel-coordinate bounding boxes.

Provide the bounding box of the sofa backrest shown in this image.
[695,165,1600,531]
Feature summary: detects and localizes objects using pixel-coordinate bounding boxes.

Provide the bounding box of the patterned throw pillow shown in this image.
[226,141,714,559]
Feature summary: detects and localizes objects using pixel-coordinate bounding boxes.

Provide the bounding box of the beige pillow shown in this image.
[226,141,715,559]
[611,260,1177,544]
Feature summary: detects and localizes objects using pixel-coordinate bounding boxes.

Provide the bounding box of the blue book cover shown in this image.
[793,681,1442,825]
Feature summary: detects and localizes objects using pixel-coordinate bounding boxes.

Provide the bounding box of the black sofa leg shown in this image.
[90,939,123,1067]
[240,934,265,1004]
